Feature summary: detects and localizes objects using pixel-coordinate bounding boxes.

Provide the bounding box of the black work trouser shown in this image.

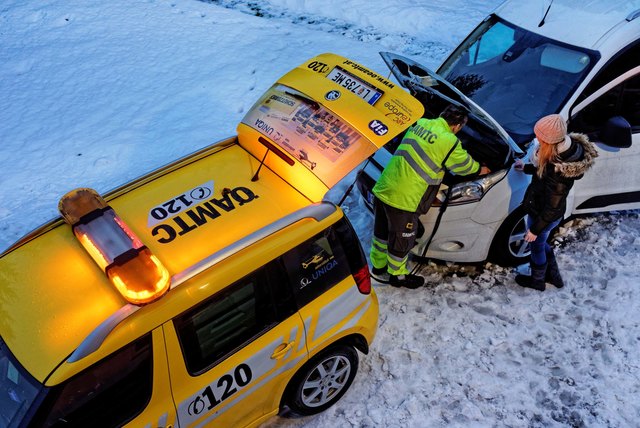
[370,186,439,275]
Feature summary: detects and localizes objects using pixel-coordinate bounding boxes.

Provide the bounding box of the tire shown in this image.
[489,205,530,266]
[283,345,359,416]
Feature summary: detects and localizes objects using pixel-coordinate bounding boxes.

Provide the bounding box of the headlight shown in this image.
[435,169,508,205]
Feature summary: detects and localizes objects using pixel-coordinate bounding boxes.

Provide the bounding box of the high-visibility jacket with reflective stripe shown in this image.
[373,117,479,212]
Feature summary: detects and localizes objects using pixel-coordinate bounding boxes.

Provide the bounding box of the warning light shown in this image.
[59,188,170,305]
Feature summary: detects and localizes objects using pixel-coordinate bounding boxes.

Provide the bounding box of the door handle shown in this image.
[271,341,295,360]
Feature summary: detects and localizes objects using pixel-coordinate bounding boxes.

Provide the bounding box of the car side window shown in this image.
[282,226,351,308]
[34,334,153,428]
[621,75,640,131]
[571,74,640,135]
[174,262,292,375]
[579,41,640,102]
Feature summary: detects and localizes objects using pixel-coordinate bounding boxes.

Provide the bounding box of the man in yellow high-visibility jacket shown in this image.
[370,105,490,288]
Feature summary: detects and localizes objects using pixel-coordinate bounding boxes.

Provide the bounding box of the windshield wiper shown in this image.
[285,91,319,110]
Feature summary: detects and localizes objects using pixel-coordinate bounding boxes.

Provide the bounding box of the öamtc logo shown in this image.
[325,90,341,101]
[151,186,259,244]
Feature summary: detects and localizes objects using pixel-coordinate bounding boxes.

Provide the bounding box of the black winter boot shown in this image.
[370,266,390,283]
[545,247,565,288]
[389,274,424,289]
[515,263,547,291]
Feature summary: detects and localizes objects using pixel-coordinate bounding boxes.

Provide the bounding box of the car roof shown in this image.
[494,0,640,51]
[0,139,315,383]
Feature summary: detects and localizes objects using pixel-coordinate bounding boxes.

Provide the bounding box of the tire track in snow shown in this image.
[197,0,451,60]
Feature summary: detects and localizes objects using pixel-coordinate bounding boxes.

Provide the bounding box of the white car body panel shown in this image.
[414,168,530,263]
[568,66,640,214]
[493,0,639,50]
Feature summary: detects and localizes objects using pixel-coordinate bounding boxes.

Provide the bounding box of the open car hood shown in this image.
[380,52,523,155]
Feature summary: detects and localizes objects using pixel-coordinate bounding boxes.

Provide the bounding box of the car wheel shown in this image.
[284,345,358,416]
[489,205,530,266]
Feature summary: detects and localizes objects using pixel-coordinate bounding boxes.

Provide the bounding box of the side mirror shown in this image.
[599,116,632,148]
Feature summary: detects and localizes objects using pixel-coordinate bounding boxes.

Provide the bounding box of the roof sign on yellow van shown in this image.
[59,188,170,305]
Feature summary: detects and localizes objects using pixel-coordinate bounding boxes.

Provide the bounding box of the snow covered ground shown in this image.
[1,0,639,426]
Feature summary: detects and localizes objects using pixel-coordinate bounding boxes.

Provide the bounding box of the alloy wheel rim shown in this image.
[301,355,351,407]
[508,215,531,258]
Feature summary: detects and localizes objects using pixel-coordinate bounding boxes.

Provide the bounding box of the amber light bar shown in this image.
[59,188,170,305]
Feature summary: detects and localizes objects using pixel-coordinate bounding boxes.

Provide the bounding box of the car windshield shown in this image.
[438,16,599,146]
[0,338,42,428]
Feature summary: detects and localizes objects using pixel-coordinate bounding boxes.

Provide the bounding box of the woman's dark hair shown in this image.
[440,105,469,126]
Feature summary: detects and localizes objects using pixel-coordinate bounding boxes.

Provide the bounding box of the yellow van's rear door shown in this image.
[237,53,424,201]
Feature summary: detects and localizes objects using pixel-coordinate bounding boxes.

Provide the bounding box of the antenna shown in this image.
[538,0,554,27]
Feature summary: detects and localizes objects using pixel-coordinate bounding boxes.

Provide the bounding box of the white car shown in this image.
[357,0,640,266]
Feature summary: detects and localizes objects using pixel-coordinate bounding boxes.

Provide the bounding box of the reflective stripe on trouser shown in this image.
[371,198,419,275]
[370,236,388,270]
[387,252,409,276]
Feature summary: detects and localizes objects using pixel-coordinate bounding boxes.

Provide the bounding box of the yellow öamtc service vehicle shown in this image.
[0,54,423,427]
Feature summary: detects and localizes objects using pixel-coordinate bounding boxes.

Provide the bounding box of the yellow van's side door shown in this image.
[280,223,376,357]
[126,328,179,428]
[163,261,307,427]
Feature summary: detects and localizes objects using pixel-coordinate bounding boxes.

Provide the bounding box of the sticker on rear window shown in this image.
[369,119,388,136]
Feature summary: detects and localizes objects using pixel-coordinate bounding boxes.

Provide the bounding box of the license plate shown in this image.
[327,66,383,105]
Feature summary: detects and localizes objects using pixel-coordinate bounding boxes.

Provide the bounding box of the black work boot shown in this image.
[371,266,390,283]
[545,247,565,288]
[389,274,424,289]
[515,263,547,291]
